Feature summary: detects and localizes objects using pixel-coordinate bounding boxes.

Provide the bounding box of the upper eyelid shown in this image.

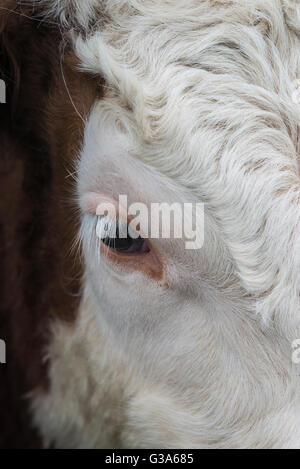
[81,192,127,219]
[81,193,149,239]
[96,215,142,241]
[96,215,118,240]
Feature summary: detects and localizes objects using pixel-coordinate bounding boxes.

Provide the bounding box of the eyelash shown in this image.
[96,217,150,255]
[77,213,163,281]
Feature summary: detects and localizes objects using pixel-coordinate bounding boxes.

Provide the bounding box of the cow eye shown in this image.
[101,220,150,254]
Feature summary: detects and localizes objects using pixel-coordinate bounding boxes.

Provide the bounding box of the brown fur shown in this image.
[0,0,101,448]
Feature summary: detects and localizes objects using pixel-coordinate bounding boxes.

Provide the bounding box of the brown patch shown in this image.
[0,1,101,448]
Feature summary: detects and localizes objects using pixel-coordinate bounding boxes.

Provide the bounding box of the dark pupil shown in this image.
[101,221,146,253]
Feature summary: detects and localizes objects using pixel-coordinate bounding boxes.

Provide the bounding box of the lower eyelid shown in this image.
[100,240,164,281]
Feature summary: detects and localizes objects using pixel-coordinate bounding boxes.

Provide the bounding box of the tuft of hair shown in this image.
[282,0,300,32]
[27,0,102,30]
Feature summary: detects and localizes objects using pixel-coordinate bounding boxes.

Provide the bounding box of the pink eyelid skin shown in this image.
[80,192,127,221]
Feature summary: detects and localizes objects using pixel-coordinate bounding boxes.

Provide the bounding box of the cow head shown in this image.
[2,0,300,448]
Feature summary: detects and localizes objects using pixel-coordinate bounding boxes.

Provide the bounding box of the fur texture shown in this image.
[2,0,300,448]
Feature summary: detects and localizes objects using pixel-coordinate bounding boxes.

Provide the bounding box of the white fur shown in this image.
[30,1,300,448]
[34,0,100,28]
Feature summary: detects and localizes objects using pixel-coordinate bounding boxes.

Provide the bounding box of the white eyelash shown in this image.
[78,213,132,269]
[77,214,99,264]
[95,216,128,241]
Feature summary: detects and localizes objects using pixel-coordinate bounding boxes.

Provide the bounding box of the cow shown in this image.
[1,0,300,448]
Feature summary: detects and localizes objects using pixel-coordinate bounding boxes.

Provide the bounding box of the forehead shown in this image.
[74,0,298,192]
[72,1,300,332]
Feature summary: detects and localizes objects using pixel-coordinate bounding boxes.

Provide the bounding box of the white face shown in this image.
[35,0,300,448]
[74,1,300,338]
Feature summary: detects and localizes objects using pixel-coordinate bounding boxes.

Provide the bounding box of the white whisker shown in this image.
[59,31,85,125]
